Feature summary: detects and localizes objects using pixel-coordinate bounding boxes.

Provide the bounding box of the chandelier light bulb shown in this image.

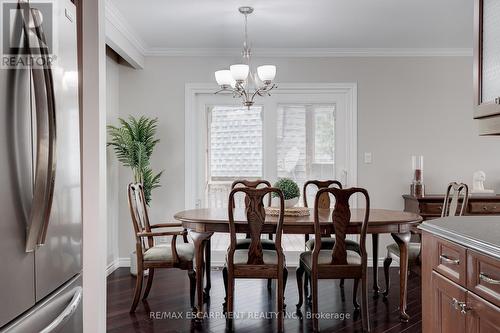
[215,70,233,86]
[257,65,276,83]
[230,64,249,82]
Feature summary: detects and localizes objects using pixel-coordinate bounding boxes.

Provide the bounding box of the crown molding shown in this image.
[105,0,147,55]
[144,47,472,57]
[104,1,472,59]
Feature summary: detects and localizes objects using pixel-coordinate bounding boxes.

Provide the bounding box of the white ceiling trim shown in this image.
[105,0,147,55]
[144,47,472,57]
[105,2,472,59]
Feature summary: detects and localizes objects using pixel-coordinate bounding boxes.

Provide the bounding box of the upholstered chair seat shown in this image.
[305,237,360,253]
[235,238,276,250]
[300,250,362,269]
[143,243,195,262]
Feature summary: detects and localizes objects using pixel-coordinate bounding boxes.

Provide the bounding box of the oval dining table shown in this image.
[174,207,422,322]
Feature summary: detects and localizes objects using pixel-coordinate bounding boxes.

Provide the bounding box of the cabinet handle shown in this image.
[479,273,500,285]
[451,298,460,310]
[495,97,500,105]
[451,298,470,314]
[440,254,460,265]
[459,302,471,315]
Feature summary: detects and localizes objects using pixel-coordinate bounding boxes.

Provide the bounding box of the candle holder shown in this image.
[410,155,425,197]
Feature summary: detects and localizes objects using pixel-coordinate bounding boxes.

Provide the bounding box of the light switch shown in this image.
[364,152,372,164]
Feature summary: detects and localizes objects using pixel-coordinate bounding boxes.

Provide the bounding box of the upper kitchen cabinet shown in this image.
[474,0,500,135]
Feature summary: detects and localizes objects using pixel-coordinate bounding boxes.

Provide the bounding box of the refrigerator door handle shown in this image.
[24,6,57,252]
[39,286,82,333]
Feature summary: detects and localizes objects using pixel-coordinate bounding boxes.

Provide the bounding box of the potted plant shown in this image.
[273,178,300,208]
[107,116,163,205]
[107,116,163,276]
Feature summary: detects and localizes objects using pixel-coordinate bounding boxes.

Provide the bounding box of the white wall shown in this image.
[114,55,500,261]
[106,49,120,267]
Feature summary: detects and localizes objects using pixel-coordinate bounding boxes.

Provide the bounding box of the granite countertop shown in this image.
[418,216,500,259]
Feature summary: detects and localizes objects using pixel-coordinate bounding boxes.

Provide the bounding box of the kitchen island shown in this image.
[419,216,500,332]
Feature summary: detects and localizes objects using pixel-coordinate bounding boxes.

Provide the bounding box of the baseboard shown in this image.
[106,257,131,276]
[108,255,398,275]
[208,252,399,268]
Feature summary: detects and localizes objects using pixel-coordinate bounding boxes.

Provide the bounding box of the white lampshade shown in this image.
[257,65,276,82]
[215,70,233,86]
[230,64,249,81]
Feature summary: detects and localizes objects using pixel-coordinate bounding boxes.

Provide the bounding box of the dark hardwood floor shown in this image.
[107,267,421,333]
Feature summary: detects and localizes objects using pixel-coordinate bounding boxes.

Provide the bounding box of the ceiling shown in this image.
[108,0,473,55]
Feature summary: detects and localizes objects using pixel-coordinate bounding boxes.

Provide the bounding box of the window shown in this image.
[206,105,263,208]
[208,106,263,180]
[277,104,335,203]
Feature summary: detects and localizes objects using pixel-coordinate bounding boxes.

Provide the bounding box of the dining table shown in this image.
[174,207,422,322]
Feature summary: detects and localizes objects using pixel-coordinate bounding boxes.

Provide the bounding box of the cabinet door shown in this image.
[466,292,500,333]
[432,271,468,333]
[474,0,500,134]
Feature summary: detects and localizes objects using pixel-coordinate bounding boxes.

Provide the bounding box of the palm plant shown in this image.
[107,116,163,205]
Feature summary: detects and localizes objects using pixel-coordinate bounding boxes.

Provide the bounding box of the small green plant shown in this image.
[273,178,300,200]
[107,116,163,205]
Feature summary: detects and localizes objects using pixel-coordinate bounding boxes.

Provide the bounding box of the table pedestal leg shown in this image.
[372,234,380,295]
[391,232,411,322]
[204,238,211,300]
[190,230,213,319]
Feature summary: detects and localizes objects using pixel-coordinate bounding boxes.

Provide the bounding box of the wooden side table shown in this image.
[403,194,500,220]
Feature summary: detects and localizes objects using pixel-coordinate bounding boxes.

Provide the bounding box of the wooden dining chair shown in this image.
[223,187,288,333]
[232,179,274,246]
[127,183,196,313]
[232,180,276,290]
[303,180,361,302]
[296,187,371,332]
[382,182,469,296]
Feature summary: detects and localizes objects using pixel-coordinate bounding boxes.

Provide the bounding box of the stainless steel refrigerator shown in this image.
[0,0,82,332]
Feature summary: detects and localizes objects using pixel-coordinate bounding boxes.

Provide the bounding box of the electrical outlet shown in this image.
[364,152,372,164]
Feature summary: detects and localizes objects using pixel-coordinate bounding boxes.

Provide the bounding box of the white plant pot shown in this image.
[284,197,299,208]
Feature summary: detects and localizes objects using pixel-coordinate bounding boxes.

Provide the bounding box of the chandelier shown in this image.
[214,6,277,108]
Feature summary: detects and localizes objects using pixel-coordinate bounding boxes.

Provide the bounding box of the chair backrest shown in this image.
[227,187,285,265]
[231,179,272,207]
[442,182,469,217]
[127,183,153,250]
[313,187,370,265]
[303,180,343,208]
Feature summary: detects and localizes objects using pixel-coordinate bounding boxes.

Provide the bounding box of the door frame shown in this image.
[184,82,358,209]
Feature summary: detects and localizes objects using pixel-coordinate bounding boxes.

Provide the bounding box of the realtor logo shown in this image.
[1,1,54,68]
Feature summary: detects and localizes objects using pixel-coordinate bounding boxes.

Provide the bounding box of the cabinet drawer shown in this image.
[468,202,500,214]
[432,236,467,286]
[420,203,443,216]
[467,250,500,307]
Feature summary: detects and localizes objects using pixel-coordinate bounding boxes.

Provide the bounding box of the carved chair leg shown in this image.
[361,273,370,332]
[277,268,285,333]
[130,266,144,313]
[142,268,154,300]
[305,272,311,304]
[222,266,228,311]
[188,269,196,311]
[311,275,319,332]
[353,278,360,310]
[296,265,304,308]
[226,274,235,320]
[383,256,392,297]
[283,267,288,309]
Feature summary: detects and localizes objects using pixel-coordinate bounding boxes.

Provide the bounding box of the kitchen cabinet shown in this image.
[420,217,500,332]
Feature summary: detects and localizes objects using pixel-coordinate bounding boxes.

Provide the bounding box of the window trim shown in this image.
[185,83,358,209]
